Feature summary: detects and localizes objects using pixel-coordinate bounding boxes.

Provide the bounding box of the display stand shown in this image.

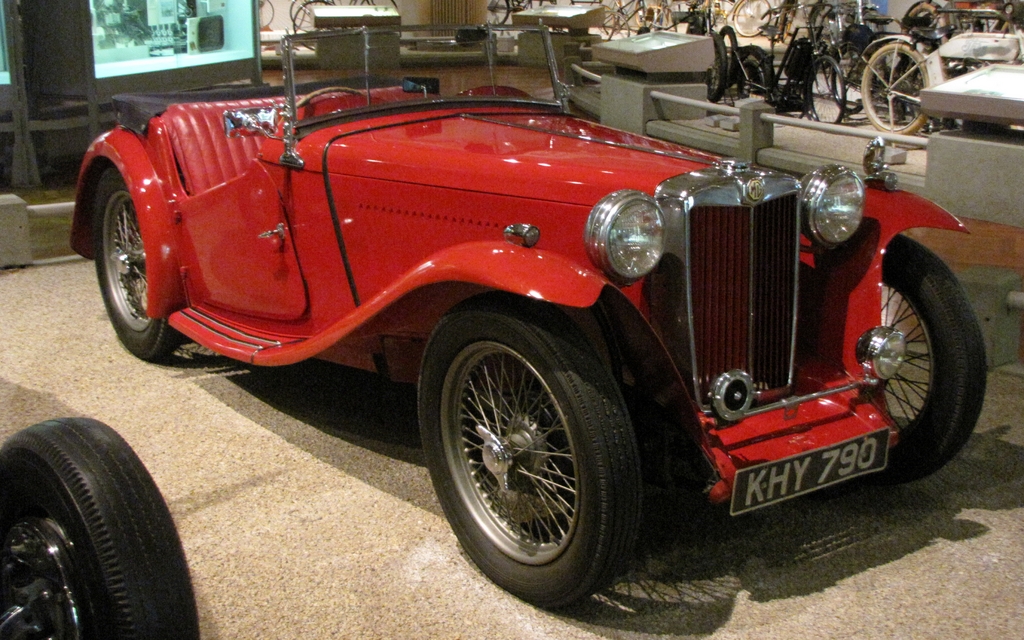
[312,6,403,70]
[922,65,1024,228]
[2,0,261,187]
[590,32,713,134]
[512,5,604,67]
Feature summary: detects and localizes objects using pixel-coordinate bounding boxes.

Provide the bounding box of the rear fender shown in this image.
[73,126,187,318]
[806,187,966,375]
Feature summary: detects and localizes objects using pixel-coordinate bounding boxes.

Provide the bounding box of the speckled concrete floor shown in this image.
[1,259,1022,639]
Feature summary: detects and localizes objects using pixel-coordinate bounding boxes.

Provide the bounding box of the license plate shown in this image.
[730,428,889,515]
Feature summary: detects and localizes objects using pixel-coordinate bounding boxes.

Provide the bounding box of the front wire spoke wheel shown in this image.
[448,343,577,563]
[877,235,987,482]
[881,284,933,427]
[420,301,641,608]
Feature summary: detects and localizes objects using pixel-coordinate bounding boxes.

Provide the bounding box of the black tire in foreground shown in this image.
[879,235,988,482]
[419,298,642,608]
[0,418,198,640]
[93,169,183,361]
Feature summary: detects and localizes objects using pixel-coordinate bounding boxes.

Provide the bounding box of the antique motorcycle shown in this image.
[860,1,1024,133]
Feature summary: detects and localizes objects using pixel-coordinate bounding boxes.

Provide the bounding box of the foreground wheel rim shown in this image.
[881,284,934,429]
[102,190,149,333]
[441,341,579,565]
[1,518,82,640]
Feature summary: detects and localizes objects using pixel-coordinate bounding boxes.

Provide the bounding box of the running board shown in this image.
[169,308,305,363]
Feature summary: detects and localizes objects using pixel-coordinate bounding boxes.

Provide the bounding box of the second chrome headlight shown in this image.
[800,165,865,248]
[584,190,665,283]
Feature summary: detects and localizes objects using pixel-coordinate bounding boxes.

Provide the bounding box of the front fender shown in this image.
[253,241,609,366]
[811,187,967,375]
[73,126,187,319]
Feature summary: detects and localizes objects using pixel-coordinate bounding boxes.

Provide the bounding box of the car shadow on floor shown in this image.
[172,347,1024,636]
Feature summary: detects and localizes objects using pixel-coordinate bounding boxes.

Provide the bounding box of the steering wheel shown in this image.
[296,86,367,109]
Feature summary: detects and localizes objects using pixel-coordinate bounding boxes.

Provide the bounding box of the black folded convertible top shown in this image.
[113,77,404,135]
[113,85,288,135]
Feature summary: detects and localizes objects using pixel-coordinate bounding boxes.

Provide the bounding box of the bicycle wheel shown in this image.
[706,30,730,102]
[731,0,772,36]
[835,41,865,113]
[603,0,635,37]
[290,0,333,32]
[861,42,928,135]
[806,54,846,123]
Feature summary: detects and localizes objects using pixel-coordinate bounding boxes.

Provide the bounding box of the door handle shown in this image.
[258,223,286,241]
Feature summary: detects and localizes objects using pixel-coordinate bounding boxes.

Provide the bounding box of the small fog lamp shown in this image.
[857,327,907,381]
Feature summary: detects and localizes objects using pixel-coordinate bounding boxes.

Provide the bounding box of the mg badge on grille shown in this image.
[745,178,766,203]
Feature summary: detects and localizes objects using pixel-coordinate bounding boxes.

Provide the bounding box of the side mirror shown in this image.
[224,105,283,139]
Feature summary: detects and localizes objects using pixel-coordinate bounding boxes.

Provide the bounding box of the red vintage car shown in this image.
[71,25,986,608]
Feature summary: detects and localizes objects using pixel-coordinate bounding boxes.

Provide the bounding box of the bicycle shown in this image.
[859,2,1022,134]
[723,22,848,123]
[595,0,683,37]
[674,0,734,99]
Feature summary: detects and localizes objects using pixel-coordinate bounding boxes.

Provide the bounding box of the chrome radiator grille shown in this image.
[689,194,799,402]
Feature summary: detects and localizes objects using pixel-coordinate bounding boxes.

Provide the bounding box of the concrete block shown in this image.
[926,129,1024,229]
[0,195,33,268]
[599,73,706,135]
[957,266,1022,368]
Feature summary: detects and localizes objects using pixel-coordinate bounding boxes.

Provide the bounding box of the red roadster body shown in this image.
[71,25,986,607]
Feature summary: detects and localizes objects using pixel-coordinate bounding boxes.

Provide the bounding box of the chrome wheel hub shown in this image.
[0,518,82,640]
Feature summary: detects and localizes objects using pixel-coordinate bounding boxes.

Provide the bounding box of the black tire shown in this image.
[93,169,183,361]
[0,418,198,639]
[741,45,770,97]
[861,42,928,135]
[706,31,730,103]
[418,298,642,608]
[878,235,987,482]
[806,54,847,123]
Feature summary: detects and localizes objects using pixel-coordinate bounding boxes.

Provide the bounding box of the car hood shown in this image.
[306,111,718,206]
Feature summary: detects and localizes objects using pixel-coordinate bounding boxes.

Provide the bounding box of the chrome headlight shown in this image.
[584,190,665,283]
[800,165,865,248]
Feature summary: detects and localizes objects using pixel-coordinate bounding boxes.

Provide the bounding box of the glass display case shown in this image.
[90,0,255,79]
[1,1,9,85]
[920,64,1024,127]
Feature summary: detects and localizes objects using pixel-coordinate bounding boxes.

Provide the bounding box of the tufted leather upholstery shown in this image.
[162,87,418,195]
[163,98,279,196]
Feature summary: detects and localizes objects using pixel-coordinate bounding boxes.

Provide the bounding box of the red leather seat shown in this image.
[163,98,279,195]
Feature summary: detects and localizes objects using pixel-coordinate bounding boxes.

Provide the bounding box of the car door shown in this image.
[177,162,309,321]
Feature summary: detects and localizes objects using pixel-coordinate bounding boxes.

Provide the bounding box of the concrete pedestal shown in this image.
[0,195,33,268]
[926,129,1024,228]
[598,73,706,135]
[316,31,402,71]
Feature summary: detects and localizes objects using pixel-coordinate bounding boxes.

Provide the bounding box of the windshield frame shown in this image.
[276,23,569,169]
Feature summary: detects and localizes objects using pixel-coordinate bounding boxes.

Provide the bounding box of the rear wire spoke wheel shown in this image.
[877,235,987,482]
[706,30,729,102]
[806,54,846,123]
[419,299,641,608]
[861,42,928,135]
[93,170,183,361]
[0,418,198,640]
